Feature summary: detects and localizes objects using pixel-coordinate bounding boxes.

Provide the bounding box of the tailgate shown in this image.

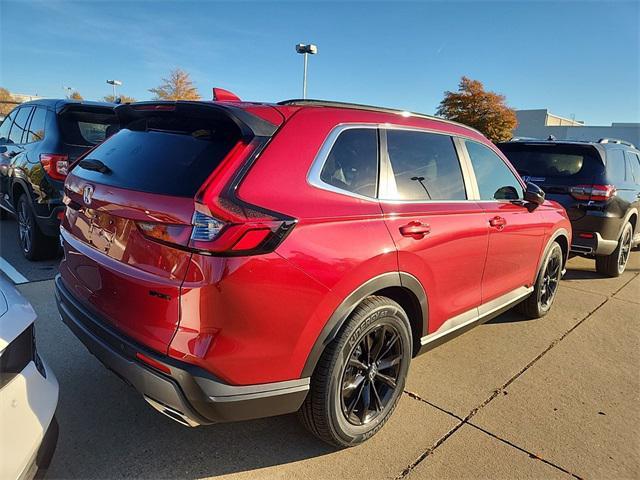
[59,177,195,354]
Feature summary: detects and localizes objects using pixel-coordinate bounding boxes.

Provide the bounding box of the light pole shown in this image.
[295,43,317,99]
[106,79,122,100]
[62,86,73,99]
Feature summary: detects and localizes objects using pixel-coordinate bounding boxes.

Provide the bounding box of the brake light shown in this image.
[570,184,616,202]
[40,154,69,181]
[131,104,176,111]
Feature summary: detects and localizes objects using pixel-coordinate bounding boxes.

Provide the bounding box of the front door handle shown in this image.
[399,221,431,239]
[489,216,507,230]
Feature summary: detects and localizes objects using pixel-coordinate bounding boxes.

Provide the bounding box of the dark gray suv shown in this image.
[498,138,640,277]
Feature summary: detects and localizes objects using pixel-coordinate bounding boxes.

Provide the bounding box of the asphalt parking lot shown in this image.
[1,217,639,479]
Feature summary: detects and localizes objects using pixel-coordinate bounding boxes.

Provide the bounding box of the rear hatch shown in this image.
[59,101,281,354]
[498,142,607,221]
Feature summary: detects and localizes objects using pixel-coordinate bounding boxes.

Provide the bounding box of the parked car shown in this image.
[498,138,640,276]
[0,99,118,260]
[55,93,570,447]
[0,276,58,479]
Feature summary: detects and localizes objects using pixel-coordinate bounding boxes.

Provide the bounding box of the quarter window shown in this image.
[466,140,523,200]
[625,151,640,184]
[382,130,466,201]
[606,150,626,183]
[26,107,47,143]
[8,107,33,144]
[319,128,378,198]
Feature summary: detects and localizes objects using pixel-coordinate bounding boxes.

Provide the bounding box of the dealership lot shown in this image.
[1,219,638,479]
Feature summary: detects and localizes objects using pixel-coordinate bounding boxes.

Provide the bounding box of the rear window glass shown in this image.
[498,144,604,179]
[72,114,240,197]
[59,109,118,146]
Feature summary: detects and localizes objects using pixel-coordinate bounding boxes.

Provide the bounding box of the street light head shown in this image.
[106,79,122,86]
[296,43,318,55]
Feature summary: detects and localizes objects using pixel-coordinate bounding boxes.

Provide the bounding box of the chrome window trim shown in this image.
[307,122,485,204]
[306,123,380,203]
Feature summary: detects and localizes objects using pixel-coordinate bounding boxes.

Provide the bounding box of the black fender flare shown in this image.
[300,272,427,378]
[619,208,638,237]
[10,177,33,209]
[537,228,570,275]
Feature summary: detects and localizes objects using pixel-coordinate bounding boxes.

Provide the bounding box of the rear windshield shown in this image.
[71,114,241,197]
[59,109,119,146]
[498,144,604,179]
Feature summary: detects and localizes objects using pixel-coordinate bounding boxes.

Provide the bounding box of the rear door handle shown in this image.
[489,216,507,230]
[399,221,431,239]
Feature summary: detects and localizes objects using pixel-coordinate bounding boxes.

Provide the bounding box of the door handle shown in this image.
[489,216,507,230]
[399,221,431,239]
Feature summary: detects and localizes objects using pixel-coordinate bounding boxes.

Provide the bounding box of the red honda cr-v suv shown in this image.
[55,92,571,446]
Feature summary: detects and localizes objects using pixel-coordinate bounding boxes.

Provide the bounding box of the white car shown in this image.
[0,277,58,480]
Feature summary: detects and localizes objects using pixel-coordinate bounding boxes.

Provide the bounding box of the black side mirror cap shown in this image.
[524,182,545,209]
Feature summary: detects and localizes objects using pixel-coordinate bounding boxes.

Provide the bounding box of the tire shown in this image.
[16,194,59,261]
[517,242,563,319]
[595,222,633,277]
[0,207,9,220]
[299,296,412,447]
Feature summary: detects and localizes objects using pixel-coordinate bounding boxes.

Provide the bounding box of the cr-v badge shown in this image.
[83,185,94,206]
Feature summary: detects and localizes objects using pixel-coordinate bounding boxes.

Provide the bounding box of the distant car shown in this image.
[0,99,118,260]
[498,138,640,277]
[0,276,58,479]
[56,94,570,447]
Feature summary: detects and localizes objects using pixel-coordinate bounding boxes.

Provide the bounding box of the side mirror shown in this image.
[524,182,545,209]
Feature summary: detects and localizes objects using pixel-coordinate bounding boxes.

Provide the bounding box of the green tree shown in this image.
[436,77,517,143]
[149,68,201,100]
[104,94,136,103]
[0,87,18,115]
[69,91,83,100]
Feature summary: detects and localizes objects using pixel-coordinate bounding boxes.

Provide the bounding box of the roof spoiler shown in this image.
[114,101,278,138]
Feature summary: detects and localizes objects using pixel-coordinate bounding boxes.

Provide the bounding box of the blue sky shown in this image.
[1,0,638,125]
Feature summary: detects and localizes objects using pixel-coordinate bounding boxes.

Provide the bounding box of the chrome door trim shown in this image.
[419,286,533,347]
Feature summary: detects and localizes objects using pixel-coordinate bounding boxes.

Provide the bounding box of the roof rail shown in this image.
[509,136,540,141]
[277,99,483,135]
[598,138,636,148]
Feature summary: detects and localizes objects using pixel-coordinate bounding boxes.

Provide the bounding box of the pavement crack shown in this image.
[466,423,584,479]
[396,294,612,478]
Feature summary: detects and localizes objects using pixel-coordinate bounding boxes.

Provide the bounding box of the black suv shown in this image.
[0,99,118,259]
[498,138,640,276]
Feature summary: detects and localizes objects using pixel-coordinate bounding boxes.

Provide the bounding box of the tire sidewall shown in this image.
[616,223,633,275]
[17,195,35,258]
[326,303,412,445]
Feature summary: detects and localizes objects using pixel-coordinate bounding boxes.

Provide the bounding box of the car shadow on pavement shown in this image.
[47,351,336,479]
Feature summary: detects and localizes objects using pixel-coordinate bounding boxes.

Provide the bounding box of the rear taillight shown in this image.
[136,138,296,256]
[570,184,616,202]
[40,154,69,181]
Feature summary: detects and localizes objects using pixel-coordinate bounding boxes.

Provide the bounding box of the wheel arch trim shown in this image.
[539,228,570,275]
[300,272,428,377]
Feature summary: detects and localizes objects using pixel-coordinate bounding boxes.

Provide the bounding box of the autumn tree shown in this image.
[0,87,18,115]
[436,77,517,143]
[149,68,201,100]
[69,91,83,100]
[104,94,136,103]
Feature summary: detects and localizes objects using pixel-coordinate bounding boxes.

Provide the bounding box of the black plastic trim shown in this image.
[300,272,427,377]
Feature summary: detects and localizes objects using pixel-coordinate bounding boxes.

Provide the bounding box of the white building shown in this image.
[513,109,639,147]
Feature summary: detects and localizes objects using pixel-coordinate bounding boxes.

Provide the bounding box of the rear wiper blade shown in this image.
[78,158,111,174]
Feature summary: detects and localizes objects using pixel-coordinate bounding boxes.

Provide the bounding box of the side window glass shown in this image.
[8,107,33,144]
[607,150,626,183]
[624,151,640,184]
[382,130,466,201]
[319,128,378,198]
[0,110,16,143]
[26,107,47,143]
[466,140,523,200]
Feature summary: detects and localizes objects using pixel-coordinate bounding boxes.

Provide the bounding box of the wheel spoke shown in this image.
[348,357,368,371]
[347,380,366,418]
[342,373,365,395]
[375,372,397,389]
[377,332,399,362]
[371,382,384,412]
[378,354,402,371]
[370,325,387,361]
[359,382,371,423]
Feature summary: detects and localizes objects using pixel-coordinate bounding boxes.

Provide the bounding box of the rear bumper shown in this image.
[54,275,309,426]
[570,213,622,256]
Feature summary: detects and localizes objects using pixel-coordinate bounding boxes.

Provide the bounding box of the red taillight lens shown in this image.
[570,184,616,202]
[136,222,193,246]
[40,154,69,181]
